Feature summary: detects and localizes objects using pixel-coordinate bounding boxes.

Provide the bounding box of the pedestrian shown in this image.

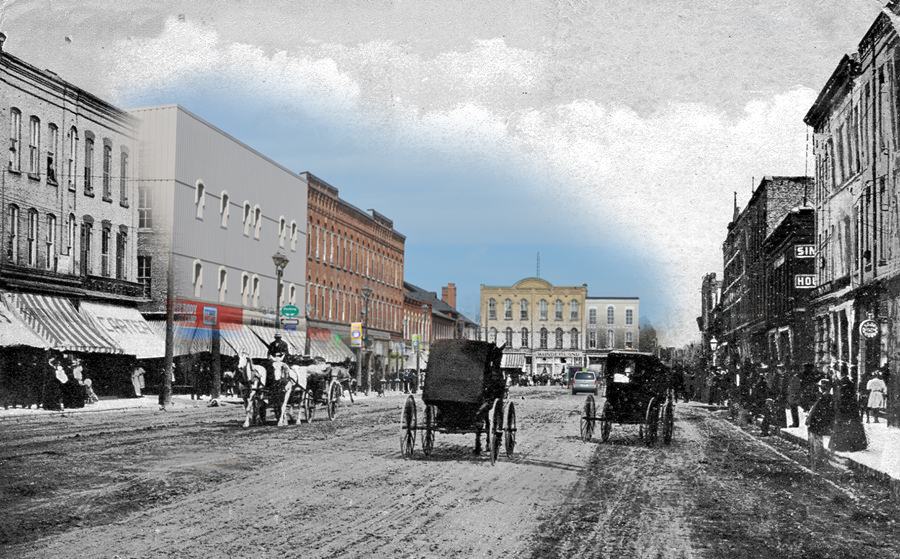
[786,367,802,428]
[805,378,835,471]
[866,369,888,423]
[131,364,146,398]
[829,366,867,452]
[83,378,100,404]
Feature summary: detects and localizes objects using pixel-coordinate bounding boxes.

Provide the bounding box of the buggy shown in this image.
[579,351,675,445]
[399,339,517,464]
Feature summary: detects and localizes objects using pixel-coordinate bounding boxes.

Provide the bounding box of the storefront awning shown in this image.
[146,321,212,356]
[4,292,122,353]
[501,353,526,369]
[0,295,49,348]
[308,338,355,364]
[220,326,269,358]
[81,302,165,359]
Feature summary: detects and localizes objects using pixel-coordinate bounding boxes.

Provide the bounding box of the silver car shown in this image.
[571,371,598,395]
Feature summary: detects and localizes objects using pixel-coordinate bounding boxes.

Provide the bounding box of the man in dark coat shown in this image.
[806,378,835,471]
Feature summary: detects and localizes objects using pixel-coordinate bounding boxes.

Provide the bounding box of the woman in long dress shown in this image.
[866,371,888,423]
[829,369,868,452]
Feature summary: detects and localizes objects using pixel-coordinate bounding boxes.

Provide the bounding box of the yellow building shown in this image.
[480,278,587,380]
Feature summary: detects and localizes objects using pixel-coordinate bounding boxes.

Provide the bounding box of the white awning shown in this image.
[4,292,122,353]
[501,353,526,369]
[146,321,212,356]
[81,302,165,359]
[0,294,48,348]
[220,326,269,358]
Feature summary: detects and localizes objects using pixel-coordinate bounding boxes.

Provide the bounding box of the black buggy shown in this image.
[579,351,675,445]
[399,340,517,465]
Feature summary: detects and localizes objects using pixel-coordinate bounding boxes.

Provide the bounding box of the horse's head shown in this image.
[238,351,250,370]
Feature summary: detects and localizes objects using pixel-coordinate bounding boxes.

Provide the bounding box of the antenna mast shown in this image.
[536,252,540,278]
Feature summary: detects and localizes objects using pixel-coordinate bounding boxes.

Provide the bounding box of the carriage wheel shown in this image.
[422,404,436,456]
[400,395,417,458]
[488,399,503,465]
[600,401,612,442]
[580,395,596,442]
[662,400,675,445]
[644,398,660,445]
[504,402,517,458]
[326,380,341,421]
[302,389,315,423]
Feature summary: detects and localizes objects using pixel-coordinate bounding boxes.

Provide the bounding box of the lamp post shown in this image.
[361,285,373,394]
[417,303,428,392]
[272,251,289,329]
[709,337,718,368]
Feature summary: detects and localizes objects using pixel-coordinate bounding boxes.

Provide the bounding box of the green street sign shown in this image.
[281,305,300,318]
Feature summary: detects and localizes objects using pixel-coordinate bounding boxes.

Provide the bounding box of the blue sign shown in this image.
[202,306,218,327]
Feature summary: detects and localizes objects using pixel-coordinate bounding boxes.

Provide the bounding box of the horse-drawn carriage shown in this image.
[579,351,675,445]
[399,339,517,464]
[233,352,346,428]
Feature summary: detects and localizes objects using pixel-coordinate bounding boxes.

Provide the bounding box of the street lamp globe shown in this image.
[272,250,289,270]
[361,285,373,300]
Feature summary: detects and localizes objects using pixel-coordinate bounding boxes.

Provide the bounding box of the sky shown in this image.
[0,0,888,346]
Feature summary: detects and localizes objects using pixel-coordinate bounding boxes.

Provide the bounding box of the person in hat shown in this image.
[267,332,290,361]
[805,378,835,471]
[865,368,888,423]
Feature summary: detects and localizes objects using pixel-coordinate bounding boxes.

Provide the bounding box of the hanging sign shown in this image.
[859,319,880,339]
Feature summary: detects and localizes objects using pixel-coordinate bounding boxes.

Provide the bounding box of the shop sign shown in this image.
[794,245,816,259]
[794,274,816,289]
[859,319,880,339]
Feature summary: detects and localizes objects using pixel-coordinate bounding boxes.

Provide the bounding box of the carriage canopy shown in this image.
[421,339,504,406]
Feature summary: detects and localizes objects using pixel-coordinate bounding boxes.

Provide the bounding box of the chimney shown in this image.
[441,283,457,308]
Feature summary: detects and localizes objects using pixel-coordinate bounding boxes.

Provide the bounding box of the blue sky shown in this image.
[0,1,888,344]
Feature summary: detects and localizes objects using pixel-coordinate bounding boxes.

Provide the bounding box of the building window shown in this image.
[570,328,578,349]
[489,327,497,343]
[555,299,563,320]
[488,298,496,320]
[9,108,21,172]
[607,306,615,325]
[193,260,203,298]
[555,328,563,349]
[505,327,513,346]
[28,116,40,176]
[67,127,77,190]
[66,214,76,257]
[252,275,260,306]
[119,149,128,204]
[47,124,58,184]
[102,143,112,200]
[589,308,597,325]
[137,256,151,297]
[279,216,286,248]
[570,300,578,321]
[138,186,153,228]
[607,329,615,348]
[115,230,126,280]
[243,201,252,236]
[218,267,227,302]
[290,221,298,251]
[289,284,296,305]
[589,331,596,349]
[504,298,512,320]
[220,191,229,228]
[195,181,205,219]
[46,214,56,271]
[521,327,528,348]
[27,209,37,267]
[540,299,547,320]
[84,136,94,195]
[7,205,19,263]
[101,226,111,277]
[253,205,262,239]
[625,331,633,349]
[540,328,548,349]
[80,220,93,276]
[241,273,250,306]
[520,299,528,320]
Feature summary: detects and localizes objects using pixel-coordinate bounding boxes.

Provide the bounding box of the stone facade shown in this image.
[584,297,640,354]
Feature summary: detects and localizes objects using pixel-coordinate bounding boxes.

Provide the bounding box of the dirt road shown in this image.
[2,386,899,558]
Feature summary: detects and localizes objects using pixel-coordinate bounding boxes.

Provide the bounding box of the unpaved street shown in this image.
[2,386,899,558]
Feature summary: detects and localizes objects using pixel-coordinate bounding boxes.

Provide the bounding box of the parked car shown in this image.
[571,371,598,395]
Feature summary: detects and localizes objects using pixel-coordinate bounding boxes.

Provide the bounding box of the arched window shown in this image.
[570,300,578,321]
[220,191,229,227]
[607,329,615,348]
[540,328,548,349]
[555,328,563,349]
[625,331,634,348]
[218,266,227,302]
[47,123,59,184]
[290,220,298,251]
[192,260,203,298]
[289,284,297,305]
[241,272,250,306]
[279,216,286,248]
[520,299,528,320]
[521,327,529,348]
[251,274,260,307]
[27,209,38,267]
[102,142,111,199]
[9,108,21,172]
[28,116,40,175]
[505,327,513,346]
[46,214,56,271]
[570,328,578,349]
[243,201,251,236]
[67,126,77,189]
[504,298,512,320]
[540,299,547,320]
[554,300,563,320]
[488,298,496,320]
[589,331,597,349]
[195,181,205,219]
[253,205,262,239]
[589,308,597,325]
[607,306,615,325]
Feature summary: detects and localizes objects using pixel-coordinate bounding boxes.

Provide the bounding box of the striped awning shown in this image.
[281,330,308,355]
[309,338,353,364]
[501,353,526,369]
[146,321,212,356]
[220,326,269,358]
[0,295,48,348]
[4,292,122,353]
[81,302,165,359]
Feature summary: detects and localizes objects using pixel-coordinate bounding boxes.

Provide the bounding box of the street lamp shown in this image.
[361,285,373,393]
[709,336,718,368]
[271,251,289,329]
[417,303,428,392]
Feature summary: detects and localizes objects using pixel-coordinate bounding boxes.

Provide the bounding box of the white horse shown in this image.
[237,352,268,428]
[272,357,308,427]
